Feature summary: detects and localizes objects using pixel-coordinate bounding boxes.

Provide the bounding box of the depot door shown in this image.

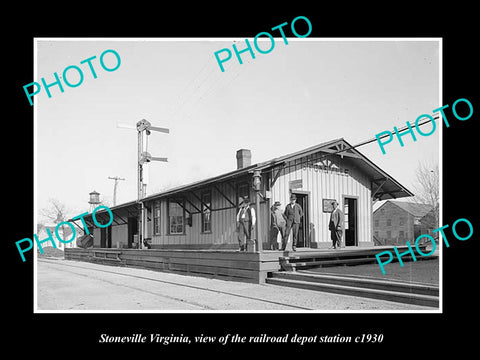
[127,217,138,248]
[343,197,358,246]
[100,228,106,248]
[107,226,112,248]
[293,193,309,248]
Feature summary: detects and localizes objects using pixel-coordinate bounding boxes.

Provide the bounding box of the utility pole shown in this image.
[108,176,125,206]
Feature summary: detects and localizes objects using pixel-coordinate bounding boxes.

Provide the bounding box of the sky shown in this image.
[35,38,440,220]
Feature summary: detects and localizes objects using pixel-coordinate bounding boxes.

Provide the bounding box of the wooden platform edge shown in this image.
[64,248,276,284]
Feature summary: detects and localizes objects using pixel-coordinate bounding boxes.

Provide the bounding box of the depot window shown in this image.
[201,191,212,233]
[153,201,161,235]
[168,199,185,235]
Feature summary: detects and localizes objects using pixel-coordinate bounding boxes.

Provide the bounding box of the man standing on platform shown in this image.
[236,196,256,251]
[283,194,303,251]
[329,200,344,249]
[270,201,286,250]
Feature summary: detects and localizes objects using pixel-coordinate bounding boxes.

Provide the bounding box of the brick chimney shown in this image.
[236,149,251,169]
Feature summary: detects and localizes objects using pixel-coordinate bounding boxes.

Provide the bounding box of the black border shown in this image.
[6,4,478,355]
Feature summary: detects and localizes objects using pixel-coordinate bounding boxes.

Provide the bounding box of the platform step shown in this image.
[281,257,378,270]
[266,275,439,307]
[280,253,432,271]
[270,272,439,296]
[279,245,428,261]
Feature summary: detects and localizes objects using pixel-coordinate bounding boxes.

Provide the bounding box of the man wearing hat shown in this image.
[236,196,256,251]
[329,200,344,249]
[283,194,304,251]
[270,201,286,250]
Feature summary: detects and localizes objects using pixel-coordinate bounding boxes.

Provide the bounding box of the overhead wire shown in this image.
[166,55,218,121]
[162,42,442,158]
[348,113,440,153]
[182,59,249,120]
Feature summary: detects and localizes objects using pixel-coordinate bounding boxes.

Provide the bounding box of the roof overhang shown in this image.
[68,200,139,228]
[254,138,413,201]
[144,138,412,202]
[83,138,412,212]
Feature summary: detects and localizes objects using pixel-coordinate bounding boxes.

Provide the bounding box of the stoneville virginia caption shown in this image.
[98,333,384,345]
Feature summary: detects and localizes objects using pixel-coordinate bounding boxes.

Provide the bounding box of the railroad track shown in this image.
[37,258,313,311]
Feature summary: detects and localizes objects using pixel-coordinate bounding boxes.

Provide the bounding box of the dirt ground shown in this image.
[36,258,434,312]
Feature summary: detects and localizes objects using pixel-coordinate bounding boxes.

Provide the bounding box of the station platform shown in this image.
[64,244,433,284]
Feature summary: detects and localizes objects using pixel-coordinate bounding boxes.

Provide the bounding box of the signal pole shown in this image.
[108,176,125,206]
[117,119,169,250]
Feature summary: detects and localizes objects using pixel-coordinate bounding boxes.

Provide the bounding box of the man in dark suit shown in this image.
[236,197,256,251]
[283,194,304,251]
[329,200,344,249]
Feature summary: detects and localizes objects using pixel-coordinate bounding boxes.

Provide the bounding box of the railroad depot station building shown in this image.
[75,138,412,252]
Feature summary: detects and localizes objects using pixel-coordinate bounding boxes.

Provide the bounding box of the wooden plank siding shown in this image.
[111,223,128,247]
[139,150,374,250]
[93,227,102,247]
[145,178,253,249]
[269,152,373,247]
[86,149,377,251]
[73,138,415,253]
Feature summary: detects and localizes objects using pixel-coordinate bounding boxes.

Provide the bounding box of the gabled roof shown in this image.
[374,200,434,217]
[390,201,434,217]
[140,137,412,202]
[88,138,413,219]
[254,138,413,200]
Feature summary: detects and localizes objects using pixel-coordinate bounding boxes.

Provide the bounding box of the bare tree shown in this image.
[412,159,439,228]
[38,198,77,247]
[39,198,69,224]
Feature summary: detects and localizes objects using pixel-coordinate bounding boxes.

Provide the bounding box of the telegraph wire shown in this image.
[162,43,442,156]
[293,113,442,172]
[347,113,440,153]
[167,55,217,120]
[182,60,249,120]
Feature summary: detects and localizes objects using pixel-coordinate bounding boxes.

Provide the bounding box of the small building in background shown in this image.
[373,200,437,245]
[36,223,78,250]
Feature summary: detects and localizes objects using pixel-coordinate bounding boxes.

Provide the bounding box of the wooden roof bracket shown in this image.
[213,184,236,208]
[371,178,388,199]
[270,164,286,188]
